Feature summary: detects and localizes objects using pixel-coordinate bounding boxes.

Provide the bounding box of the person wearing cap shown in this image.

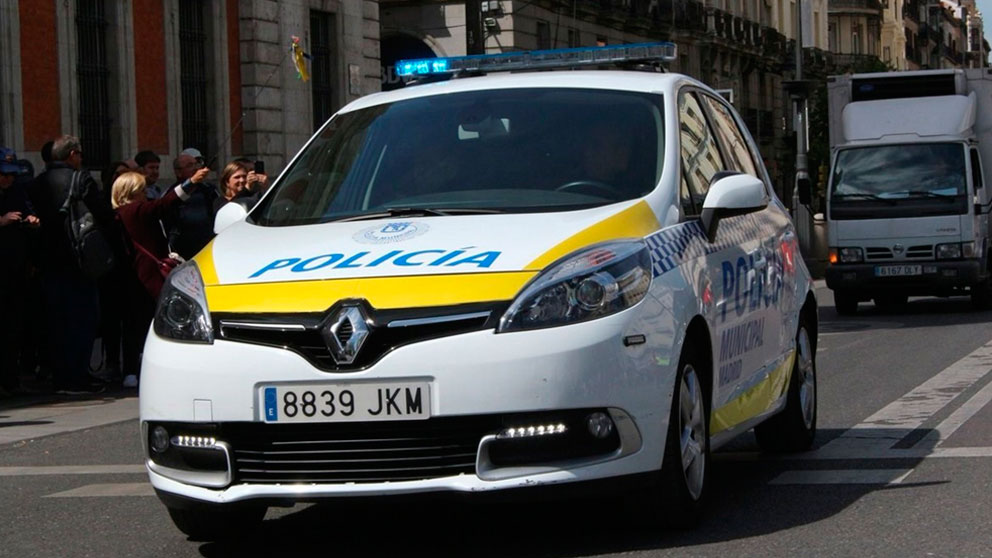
[0,148,40,397]
[166,149,218,260]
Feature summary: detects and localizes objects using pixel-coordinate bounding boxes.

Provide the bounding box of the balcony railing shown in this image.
[829,0,884,13]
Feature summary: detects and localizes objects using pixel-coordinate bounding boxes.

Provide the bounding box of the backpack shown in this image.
[60,170,116,279]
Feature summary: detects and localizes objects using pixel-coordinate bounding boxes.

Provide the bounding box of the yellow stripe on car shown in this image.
[526,201,660,270]
[192,239,219,285]
[204,271,539,313]
[709,350,796,435]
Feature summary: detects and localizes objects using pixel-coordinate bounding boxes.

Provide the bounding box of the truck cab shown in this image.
[825,70,992,313]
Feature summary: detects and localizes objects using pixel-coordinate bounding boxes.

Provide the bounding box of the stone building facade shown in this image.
[0,0,379,183]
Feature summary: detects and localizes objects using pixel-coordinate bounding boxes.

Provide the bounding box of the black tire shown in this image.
[628,342,710,529]
[754,317,817,453]
[834,291,858,315]
[971,278,992,310]
[167,503,266,541]
[873,294,907,312]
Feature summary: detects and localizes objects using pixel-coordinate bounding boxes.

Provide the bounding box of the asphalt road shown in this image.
[1,284,991,557]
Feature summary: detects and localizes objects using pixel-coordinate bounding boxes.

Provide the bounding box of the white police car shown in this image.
[141,43,818,539]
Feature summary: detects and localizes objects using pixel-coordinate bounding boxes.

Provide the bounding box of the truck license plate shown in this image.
[875,265,922,277]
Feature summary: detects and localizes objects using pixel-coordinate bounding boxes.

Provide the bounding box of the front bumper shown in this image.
[825,260,983,295]
[139,308,675,504]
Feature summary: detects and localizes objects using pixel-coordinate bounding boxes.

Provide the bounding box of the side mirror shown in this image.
[797,175,812,205]
[700,174,768,242]
[214,201,248,234]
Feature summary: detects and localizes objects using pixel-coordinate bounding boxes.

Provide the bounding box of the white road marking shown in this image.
[769,469,913,485]
[44,483,154,498]
[811,338,992,459]
[0,465,145,476]
[918,376,992,446]
[0,397,139,446]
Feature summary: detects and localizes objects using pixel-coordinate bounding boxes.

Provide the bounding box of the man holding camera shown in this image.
[165,148,219,260]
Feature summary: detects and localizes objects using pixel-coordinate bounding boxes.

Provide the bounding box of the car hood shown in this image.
[194,201,659,313]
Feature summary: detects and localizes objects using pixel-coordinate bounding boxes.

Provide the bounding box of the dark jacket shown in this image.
[118,186,187,299]
[0,182,35,273]
[29,163,117,276]
[166,182,218,260]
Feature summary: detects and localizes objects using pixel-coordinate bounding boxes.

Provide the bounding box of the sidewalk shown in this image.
[0,390,139,446]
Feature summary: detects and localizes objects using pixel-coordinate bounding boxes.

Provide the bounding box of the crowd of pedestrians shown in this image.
[0,135,268,397]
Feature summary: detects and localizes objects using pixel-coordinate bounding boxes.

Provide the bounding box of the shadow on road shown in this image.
[193,427,938,557]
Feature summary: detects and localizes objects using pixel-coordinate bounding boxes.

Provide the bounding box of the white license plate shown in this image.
[261,382,430,423]
[875,265,922,277]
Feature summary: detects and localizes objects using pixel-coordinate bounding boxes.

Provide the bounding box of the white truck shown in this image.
[824,69,992,314]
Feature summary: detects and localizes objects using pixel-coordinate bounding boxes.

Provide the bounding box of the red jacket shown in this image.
[117,186,185,299]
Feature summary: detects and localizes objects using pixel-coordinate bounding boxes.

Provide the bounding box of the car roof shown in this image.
[340,71,703,114]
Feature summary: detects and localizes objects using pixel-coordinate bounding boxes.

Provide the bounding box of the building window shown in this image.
[852,24,862,55]
[829,22,837,52]
[76,0,111,169]
[310,10,336,133]
[537,21,551,49]
[867,20,879,55]
[884,46,891,61]
[179,0,209,156]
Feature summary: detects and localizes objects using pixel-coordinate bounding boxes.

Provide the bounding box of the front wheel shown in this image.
[834,291,858,315]
[167,503,266,541]
[628,342,710,529]
[754,318,817,452]
[971,277,992,310]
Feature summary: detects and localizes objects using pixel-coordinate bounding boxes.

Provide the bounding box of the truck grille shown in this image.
[223,417,501,484]
[865,245,933,261]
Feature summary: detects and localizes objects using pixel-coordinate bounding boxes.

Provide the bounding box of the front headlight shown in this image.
[153,261,214,343]
[497,240,652,333]
[936,242,963,260]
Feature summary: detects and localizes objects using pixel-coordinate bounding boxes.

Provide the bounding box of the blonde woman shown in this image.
[112,168,206,388]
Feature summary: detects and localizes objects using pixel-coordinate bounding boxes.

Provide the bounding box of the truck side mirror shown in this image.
[797,176,812,205]
[700,174,768,242]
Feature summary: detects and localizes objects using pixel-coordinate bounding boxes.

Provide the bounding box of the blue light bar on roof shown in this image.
[395,42,678,78]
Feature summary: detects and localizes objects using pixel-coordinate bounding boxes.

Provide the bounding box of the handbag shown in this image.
[132,239,180,279]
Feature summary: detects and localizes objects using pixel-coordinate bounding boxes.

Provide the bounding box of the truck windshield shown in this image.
[831,143,966,199]
[250,88,665,226]
[829,143,968,219]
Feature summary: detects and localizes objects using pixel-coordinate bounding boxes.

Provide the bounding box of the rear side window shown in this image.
[701,95,758,177]
[679,90,725,212]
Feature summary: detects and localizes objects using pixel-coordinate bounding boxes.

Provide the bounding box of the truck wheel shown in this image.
[834,291,858,315]
[755,318,817,453]
[167,503,266,541]
[972,278,992,310]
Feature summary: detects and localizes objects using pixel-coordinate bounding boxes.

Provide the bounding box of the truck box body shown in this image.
[824,69,992,312]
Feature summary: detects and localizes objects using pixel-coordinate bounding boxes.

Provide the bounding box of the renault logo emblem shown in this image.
[322,306,370,365]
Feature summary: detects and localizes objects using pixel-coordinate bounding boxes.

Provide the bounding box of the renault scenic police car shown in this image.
[141,43,818,539]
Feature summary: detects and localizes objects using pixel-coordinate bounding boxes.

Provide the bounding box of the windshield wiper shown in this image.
[899,190,959,201]
[832,193,898,205]
[332,207,504,222]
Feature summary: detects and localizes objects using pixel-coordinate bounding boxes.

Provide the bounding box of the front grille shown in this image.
[865,247,893,260]
[215,301,506,371]
[865,245,933,261]
[223,416,503,484]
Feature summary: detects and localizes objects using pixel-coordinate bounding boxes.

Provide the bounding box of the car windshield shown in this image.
[830,143,967,200]
[250,88,665,226]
